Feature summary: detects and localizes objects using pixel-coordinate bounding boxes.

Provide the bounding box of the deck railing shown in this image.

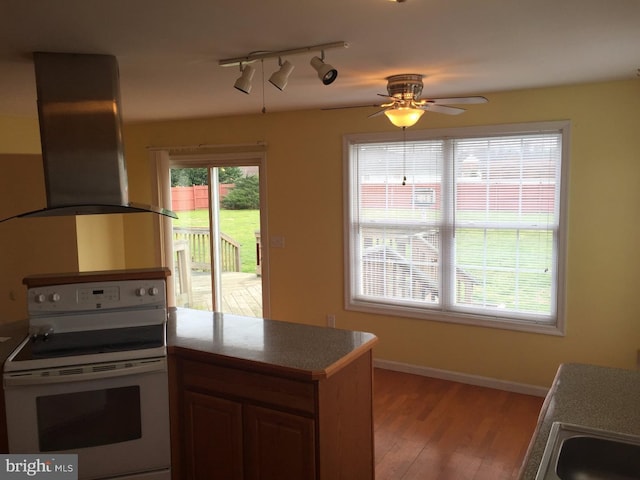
[173,227,240,272]
[360,227,477,303]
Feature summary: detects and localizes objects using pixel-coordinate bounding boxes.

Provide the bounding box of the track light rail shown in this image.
[219,41,348,67]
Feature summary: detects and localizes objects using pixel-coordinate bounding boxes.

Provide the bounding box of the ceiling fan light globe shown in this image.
[384,107,424,128]
[234,64,255,94]
[310,56,338,85]
[268,60,295,91]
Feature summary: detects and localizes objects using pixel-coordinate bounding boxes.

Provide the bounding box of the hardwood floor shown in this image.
[373,368,544,480]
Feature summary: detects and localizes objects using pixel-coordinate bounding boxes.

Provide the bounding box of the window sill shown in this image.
[346,300,565,336]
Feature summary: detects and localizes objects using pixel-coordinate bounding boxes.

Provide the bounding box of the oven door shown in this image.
[4,357,170,480]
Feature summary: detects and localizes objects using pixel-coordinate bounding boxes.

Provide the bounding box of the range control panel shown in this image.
[28,279,167,315]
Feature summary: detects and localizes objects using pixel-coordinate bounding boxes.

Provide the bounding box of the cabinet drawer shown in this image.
[180,359,316,414]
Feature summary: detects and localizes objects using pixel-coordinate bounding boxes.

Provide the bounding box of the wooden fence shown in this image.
[171,185,234,211]
[173,227,240,272]
[360,182,555,213]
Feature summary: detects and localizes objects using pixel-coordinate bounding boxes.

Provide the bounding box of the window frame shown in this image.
[343,121,570,335]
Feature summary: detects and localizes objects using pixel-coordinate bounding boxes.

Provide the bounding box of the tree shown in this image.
[171,167,243,186]
[219,167,243,184]
[221,175,259,210]
[171,168,207,187]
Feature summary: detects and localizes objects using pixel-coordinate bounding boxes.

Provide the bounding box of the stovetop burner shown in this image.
[4,335,167,373]
[13,324,165,361]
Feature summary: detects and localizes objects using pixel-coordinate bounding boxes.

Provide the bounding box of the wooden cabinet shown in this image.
[244,405,315,480]
[169,350,374,480]
[183,391,243,480]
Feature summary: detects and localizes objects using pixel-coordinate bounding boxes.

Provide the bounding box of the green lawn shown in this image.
[174,208,552,315]
[174,209,260,273]
[455,228,553,314]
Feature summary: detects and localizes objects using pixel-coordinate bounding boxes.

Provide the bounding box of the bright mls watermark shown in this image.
[0,455,77,479]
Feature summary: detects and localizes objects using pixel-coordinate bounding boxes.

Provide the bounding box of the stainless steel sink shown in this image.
[535,422,640,480]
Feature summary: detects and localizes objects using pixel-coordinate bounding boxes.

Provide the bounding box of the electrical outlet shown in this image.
[326,314,336,328]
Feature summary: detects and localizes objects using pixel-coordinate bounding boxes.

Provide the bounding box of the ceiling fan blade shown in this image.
[322,104,381,111]
[423,104,466,115]
[428,96,488,105]
[368,108,389,118]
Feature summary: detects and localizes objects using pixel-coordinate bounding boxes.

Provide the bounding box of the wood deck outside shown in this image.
[181,271,263,317]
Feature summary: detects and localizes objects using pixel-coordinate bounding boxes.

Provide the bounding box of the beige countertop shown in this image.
[167,307,378,380]
[0,309,378,382]
[519,363,640,479]
[0,319,28,365]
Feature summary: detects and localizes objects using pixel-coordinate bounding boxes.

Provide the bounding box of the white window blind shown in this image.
[345,122,569,333]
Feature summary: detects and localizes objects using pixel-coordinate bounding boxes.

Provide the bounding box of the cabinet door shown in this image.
[245,405,316,480]
[184,390,243,480]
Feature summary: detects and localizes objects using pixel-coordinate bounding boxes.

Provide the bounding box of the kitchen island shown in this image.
[518,363,640,479]
[167,308,378,480]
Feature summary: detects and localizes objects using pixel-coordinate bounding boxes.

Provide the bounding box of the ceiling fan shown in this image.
[339,74,488,128]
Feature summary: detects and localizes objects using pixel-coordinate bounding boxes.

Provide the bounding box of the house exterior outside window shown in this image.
[344,121,570,335]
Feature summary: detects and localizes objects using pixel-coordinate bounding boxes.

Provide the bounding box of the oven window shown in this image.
[36,386,142,451]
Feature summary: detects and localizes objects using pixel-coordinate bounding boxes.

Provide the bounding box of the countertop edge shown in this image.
[518,362,640,480]
[0,320,28,367]
[321,336,379,379]
[22,267,171,288]
[169,334,378,381]
[168,309,379,381]
[516,365,562,479]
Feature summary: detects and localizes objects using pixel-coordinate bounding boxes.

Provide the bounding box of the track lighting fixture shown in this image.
[310,51,338,85]
[268,58,295,91]
[234,63,255,94]
[220,41,347,94]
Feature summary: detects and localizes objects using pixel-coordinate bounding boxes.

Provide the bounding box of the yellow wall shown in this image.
[2,79,639,386]
[0,117,41,154]
[123,79,640,387]
[0,117,126,322]
[0,118,79,321]
[76,215,126,271]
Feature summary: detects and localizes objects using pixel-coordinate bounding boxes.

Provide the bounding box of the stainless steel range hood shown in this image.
[9,52,176,221]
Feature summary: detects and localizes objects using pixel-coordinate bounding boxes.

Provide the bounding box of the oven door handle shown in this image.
[3,358,167,387]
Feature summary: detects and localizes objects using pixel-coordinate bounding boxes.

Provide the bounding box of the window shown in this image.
[344,122,569,334]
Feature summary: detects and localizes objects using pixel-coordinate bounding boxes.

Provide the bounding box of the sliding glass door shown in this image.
[167,155,266,317]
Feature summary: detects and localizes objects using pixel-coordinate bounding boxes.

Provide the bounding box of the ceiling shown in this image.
[1,0,639,123]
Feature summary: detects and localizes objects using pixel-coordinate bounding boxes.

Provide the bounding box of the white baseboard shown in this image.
[374,358,548,397]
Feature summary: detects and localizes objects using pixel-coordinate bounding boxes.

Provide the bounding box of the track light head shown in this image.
[310,54,338,85]
[268,59,295,91]
[221,42,347,94]
[234,64,255,94]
